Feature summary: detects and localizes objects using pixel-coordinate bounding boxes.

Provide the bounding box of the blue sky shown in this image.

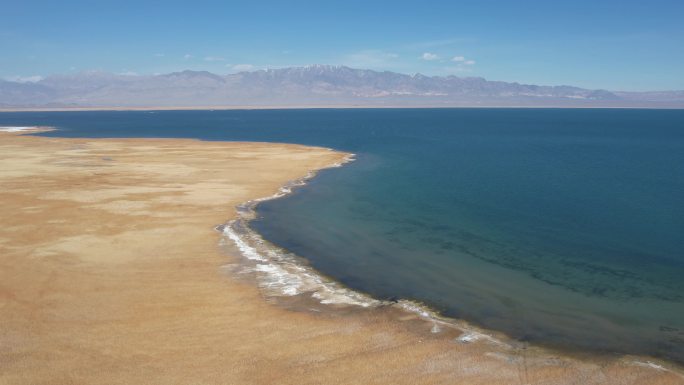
[2,0,683,91]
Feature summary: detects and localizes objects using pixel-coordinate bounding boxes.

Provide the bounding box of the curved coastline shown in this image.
[218,152,684,376]
[2,126,682,383]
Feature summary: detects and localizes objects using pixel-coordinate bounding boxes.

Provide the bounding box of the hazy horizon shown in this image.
[3,1,683,92]
[9,65,684,93]
[3,64,683,109]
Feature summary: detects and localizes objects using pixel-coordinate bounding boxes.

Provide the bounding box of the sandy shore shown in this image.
[0,129,682,384]
[1,105,678,112]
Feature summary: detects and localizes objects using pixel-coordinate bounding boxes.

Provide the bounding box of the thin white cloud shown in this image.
[342,50,400,69]
[443,66,473,74]
[448,56,476,70]
[405,37,475,49]
[421,52,439,61]
[118,71,139,76]
[442,56,477,74]
[230,64,254,72]
[183,54,192,60]
[5,75,43,83]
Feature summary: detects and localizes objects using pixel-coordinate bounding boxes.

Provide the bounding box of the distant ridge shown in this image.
[2,65,683,108]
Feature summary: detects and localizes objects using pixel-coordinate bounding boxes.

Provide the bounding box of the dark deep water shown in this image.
[2,108,683,362]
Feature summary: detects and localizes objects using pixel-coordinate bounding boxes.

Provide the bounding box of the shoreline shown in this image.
[219,146,684,373]
[2,104,684,112]
[1,128,682,384]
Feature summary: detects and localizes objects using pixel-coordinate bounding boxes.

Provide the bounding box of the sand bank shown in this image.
[0,130,681,384]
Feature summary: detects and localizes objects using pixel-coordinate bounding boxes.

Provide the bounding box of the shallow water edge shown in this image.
[215,152,684,376]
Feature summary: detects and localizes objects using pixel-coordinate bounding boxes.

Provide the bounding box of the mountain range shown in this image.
[2,65,683,109]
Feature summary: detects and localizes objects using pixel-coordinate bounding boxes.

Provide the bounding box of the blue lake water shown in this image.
[2,108,683,362]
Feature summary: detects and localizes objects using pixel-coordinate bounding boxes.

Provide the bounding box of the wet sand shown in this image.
[0,129,682,384]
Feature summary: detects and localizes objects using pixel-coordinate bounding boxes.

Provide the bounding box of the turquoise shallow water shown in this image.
[2,108,683,362]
